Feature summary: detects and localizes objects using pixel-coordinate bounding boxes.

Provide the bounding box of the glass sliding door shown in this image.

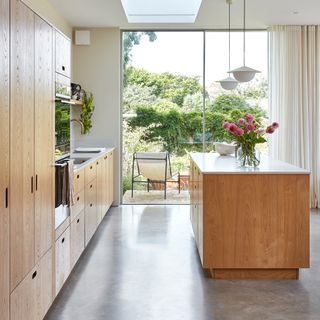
[122,31,204,204]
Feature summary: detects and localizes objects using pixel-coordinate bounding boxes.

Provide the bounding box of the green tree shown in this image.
[123,32,157,67]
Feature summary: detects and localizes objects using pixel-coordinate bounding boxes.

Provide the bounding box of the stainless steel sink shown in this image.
[69,158,90,165]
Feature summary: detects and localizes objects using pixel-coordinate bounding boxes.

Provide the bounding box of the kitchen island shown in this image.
[190,153,310,279]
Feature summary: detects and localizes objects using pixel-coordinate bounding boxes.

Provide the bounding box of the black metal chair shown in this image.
[131,152,181,199]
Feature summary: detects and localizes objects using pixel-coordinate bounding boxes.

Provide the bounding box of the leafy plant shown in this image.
[80,91,95,134]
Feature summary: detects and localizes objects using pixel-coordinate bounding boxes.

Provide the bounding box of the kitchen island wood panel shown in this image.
[190,153,310,279]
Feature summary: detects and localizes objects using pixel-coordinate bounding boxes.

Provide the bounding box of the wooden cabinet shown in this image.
[96,158,104,223]
[84,178,97,245]
[10,0,35,290]
[0,0,10,318]
[71,189,85,221]
[55,227,71,294]
[55,31,71,77]
[10,249,53,320]
[108,151,115,208]
[85,162,97,185]
[74,169,85,194]
[34,15,54,262]
[101,150,114,218]
[71,210,85,268]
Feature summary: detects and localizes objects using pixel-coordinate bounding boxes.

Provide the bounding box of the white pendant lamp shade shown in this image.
[219,76,238,90]
[230,0,260,83]
[229,66,261,82]
[217,1,238,91]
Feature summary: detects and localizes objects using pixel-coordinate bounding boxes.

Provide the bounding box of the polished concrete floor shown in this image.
[46,206,320,320]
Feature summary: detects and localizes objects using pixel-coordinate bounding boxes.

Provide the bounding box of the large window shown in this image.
[122,31,268,204]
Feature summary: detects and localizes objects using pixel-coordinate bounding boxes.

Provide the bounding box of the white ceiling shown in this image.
[48,0,320,29]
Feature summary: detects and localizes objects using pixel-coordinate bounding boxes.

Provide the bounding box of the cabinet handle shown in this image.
[77,174,80,179]
[5,188,8,208]
[77,218,80,223]
[77,196,80,201]
[90,203,93,207]
[62,65,65,71]
[104,156,107,159]
[62,237,65,243]
[90,166,93,169]
[90,184,92,189]
[35,174,38,191]
[97,161,99,165]
[32,271,37,279]
[31,176,34,193]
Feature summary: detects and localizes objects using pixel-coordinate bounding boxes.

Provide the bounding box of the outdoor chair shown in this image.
[131,152,181,199]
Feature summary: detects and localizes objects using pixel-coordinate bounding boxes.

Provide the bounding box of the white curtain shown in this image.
[269,25,320,208]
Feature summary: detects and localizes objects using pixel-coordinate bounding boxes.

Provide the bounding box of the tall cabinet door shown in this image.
[34,15,54,261]
[0,0,10,317]
[10,0,35,290]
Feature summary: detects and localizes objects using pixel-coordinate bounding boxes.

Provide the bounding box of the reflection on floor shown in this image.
[46,205,320,320]
[123,190,190,204]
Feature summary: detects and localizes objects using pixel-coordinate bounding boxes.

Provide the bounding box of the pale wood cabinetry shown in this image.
[70,210,85,268]
[10,249,53,320]
[55,228,71,294]
[0,0,10,318]
[55,31,71,77]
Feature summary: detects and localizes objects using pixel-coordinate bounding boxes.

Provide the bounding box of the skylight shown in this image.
[121,0,203,23]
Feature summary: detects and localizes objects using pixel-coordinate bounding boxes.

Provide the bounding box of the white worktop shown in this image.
[71,147,115,172]
[191,153,310,174]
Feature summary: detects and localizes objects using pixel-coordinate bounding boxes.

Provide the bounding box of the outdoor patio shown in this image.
[123,189,190,204]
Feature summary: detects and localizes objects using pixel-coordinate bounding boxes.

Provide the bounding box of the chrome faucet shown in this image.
[71,119,85,135]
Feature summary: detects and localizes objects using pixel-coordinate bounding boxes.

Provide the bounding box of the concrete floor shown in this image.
[46,206,320,320]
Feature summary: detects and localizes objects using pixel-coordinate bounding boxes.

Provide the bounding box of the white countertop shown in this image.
[71,147,115,172]
[191,153,310,174]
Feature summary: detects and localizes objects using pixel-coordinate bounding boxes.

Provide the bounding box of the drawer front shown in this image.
[11,249,53,320]
[70,189,85,221]
[74,169,84,194]
[85,179,96,208]
[55,227,70,295]
[85,162,97,185]
[71,210,85,268]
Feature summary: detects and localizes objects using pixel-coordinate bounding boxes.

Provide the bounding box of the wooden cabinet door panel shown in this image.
[0,0,10,317]
[108,151,114,206]
[10,0,35,290]
[74,169,85,194]
[55,31,70,77]
[70,210,85,268]
[55,227,70,294]
[34,15,54,262]
[96,157,104,223]
[85,204,97,246]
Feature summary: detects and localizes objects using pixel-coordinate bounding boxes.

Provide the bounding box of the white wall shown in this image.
[21,0,72,38]
[72,28,121,205]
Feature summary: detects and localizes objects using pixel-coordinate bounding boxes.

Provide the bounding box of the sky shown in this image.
[130,31,268,85]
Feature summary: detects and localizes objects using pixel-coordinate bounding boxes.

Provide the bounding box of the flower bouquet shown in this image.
[222,114,279,167]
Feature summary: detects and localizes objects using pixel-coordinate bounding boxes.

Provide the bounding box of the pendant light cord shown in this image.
[243,0,246,66]
[228,3,231,71]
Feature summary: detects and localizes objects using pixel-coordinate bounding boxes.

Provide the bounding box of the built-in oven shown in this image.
[55,73,72,158]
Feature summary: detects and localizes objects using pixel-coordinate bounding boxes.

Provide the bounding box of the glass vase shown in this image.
[237,144,261,167]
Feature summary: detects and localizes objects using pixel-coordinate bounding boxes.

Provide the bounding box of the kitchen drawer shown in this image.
[55,227,70,295]
[11,249,53,320]
[71,189,84,221]
[85,162,97,185]
[85,179,96,207]
[71,210,85,268]
[74,169,84,194]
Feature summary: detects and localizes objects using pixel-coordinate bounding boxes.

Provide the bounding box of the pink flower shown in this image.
[246,124,256,131]
[222,121,231,129]
[245,114,254,123]
[235,128,244,136]
[266,126,275,134]
[229,123,238,134]
[256,129,265,135]
[271,122,279,129]
[238,118,246,125]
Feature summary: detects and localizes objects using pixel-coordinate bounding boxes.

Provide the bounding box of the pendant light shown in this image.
[229,0,260,82]
[218,0,238,91]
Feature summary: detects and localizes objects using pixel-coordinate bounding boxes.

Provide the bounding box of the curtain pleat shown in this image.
[269,25,320,208]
